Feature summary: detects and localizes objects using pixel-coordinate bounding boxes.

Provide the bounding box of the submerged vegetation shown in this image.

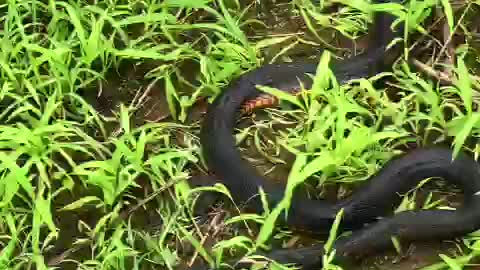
[0,0,480,269]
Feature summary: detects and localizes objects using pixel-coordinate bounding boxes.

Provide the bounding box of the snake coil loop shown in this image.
[195,1,480,269]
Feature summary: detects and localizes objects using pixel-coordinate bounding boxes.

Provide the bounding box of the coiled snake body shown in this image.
[196,0,480,269]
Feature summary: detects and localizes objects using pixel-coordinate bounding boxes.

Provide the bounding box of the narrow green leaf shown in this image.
[165,75,179,121]
[454,57,473,114]
[439,0,454,33]
[438,254,464,270]
[59,196,102,211]
[255,36,293,50]
[324,208,344,253]
[119,104,130,134]
[256,85,304,109]
[451,113,480,158]
[35,195,57,235]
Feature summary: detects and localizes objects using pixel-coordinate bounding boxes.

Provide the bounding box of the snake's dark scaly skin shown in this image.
[196,0,480,269]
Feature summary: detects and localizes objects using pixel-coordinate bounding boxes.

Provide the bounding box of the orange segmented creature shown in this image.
[240,89,303,114]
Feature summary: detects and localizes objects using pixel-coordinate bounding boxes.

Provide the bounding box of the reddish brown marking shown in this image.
[240,88,303,115]
[241,94,279,114]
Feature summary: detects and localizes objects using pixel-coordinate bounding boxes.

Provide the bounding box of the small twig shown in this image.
[131,77,161,111]
[437,5,455,78]
[412,59,452,83]
[187,209,227,267]
[97,80,103,97]
[47,244,85,266]
[412,59,480,89]
[119,176,188,219]
[408,13,449,53]
[432,2,471,67]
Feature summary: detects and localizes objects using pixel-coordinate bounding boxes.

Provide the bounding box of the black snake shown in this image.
[193,0,480,269]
